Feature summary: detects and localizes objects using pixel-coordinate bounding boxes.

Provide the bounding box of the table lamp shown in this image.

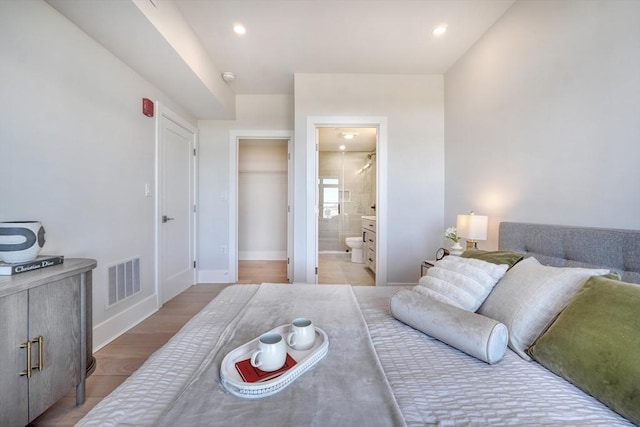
[456,211,488,250]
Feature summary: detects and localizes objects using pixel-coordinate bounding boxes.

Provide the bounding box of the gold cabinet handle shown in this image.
[20,341,32,377]
[32,336,44,371]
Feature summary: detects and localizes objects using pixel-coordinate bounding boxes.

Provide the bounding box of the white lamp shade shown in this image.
[456,214,488,241]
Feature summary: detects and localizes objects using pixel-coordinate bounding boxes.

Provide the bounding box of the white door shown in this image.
[158,107,196,304]
[287,139,293,282]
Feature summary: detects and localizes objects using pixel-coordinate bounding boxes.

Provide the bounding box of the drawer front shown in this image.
[362,220,376,231]
[366,231,376,246]
[367,248,376,273]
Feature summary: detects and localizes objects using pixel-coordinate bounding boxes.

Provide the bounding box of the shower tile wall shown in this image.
[319,151,376,251]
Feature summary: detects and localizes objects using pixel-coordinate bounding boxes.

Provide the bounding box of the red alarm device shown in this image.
[142,98,154,117]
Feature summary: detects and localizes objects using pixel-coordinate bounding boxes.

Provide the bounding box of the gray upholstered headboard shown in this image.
[498,222,640,284]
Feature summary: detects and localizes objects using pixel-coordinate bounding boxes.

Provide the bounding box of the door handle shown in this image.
[162,215,175,223]
[32,336,44,372]
[20,341,32,377]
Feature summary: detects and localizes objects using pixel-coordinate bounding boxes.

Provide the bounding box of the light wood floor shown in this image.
[236,256,375,285]
[237,260,288,284]
[29,259,370,426]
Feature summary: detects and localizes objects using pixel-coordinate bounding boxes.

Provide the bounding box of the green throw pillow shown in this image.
[460,250,524,269]
[602,271,622,280]
[527,275,640,425]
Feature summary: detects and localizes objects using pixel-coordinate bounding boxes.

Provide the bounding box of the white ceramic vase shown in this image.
[450,241,464,256]
[0,221,46,263]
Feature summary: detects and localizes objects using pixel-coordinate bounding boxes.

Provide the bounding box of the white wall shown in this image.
[197,95,293,281]
[445,0,640,248]
[0,0,195,348]
[294,74,445,284]
[238,140,288,260]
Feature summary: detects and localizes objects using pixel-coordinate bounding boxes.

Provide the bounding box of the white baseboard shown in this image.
[198,269,233,283]
[93,293,158,351]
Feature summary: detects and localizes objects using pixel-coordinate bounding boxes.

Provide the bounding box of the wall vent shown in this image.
[107,257,141,308]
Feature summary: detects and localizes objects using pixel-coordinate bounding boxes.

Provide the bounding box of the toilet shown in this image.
[345,236,364,263]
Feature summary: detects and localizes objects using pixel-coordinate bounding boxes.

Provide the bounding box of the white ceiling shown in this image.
[175,0,515,94]
[47,0,515,117]
[319,127,377,152]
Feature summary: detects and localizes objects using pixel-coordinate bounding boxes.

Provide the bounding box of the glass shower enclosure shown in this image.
[318,150,376,253]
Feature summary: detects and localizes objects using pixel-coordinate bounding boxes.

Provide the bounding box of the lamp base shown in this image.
[465,240,479,250]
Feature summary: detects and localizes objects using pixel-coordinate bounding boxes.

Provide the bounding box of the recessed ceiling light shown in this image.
[433,24,447,37]
[233,23,246,35]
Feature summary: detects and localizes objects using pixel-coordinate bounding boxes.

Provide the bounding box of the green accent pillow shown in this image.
[602,271,622,280]
[527,275,640,425]
[460,250,524,269]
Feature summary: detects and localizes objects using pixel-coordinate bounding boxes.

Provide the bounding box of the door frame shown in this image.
[306,116,387,285]
[229,130,294,283]
[154,103,198,306]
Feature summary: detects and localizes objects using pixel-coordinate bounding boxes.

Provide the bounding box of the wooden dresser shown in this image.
[0,258,96,427]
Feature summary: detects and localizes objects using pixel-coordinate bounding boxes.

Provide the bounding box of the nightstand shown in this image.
[420,260,436,277]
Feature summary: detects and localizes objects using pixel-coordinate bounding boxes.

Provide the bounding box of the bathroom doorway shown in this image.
[317,127,376,285]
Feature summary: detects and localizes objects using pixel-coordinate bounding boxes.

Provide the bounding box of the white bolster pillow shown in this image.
[390,289,508,364]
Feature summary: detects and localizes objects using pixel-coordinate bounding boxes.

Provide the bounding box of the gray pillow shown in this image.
[478,257,609,360]
[391,289,508,364]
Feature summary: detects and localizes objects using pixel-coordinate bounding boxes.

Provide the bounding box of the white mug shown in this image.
[250,332,287,372]
[286,318,316,351]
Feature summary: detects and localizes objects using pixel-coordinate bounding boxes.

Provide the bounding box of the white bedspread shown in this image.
[77,284,633,427]
[77,285,259,426]
[156,284,404,426]
[354,286,632,426]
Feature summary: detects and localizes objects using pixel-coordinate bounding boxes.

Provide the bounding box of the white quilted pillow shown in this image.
[415,257,508,311]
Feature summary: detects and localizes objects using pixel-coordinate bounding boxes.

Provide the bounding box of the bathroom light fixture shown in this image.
[433,24,447,37]
[339,132,358,140]
[356,162,372,174]
[233,23,246,35]
[221,72,235,83]
[456,211,488,250]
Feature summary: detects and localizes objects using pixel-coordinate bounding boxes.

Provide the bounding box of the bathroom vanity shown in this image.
[362,216,376,273]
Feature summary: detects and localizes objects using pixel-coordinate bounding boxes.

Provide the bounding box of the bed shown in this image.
[77,222,640,426]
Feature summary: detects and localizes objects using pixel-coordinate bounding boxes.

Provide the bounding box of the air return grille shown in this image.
[107,258,141,307]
